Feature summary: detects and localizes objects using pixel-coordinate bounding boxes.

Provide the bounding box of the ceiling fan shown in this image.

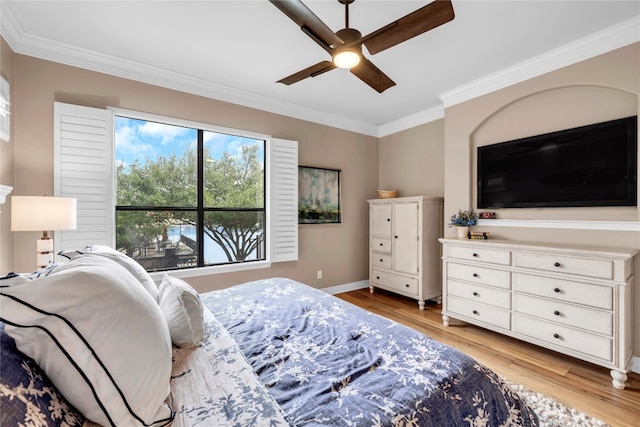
[269,0,455,93]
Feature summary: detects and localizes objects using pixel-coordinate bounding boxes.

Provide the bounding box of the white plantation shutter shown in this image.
[269,138,298,262]
[53,103,297,267]
[54,102,114,252]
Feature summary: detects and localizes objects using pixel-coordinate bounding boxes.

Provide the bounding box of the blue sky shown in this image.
[114,116,264,169]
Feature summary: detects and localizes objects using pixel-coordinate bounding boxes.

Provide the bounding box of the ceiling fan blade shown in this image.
[350,57,396,93]
[363,0,455,55]
[277,61,337,85]
[269,0,343,53]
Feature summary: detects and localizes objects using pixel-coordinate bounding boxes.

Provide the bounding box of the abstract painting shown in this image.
[298,166,341,224]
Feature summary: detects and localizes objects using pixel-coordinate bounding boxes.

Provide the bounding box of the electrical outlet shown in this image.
[317,270,323,279]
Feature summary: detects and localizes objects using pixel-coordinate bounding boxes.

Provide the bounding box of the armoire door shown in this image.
[370,203,392,237]
[393,201,419,274]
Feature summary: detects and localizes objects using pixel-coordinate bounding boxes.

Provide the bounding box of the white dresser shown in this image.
[368,196,443,310]
[440,238,636,389]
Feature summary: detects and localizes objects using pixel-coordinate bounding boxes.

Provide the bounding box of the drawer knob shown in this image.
[387,218,390,221]
[553,287,561,293]
[553,333,560,339]
[376,276,380,280]
[554,262,561,267]
[473,292,479,296]
[380,259,384,262]
[472,253,479,257]
[395,235,398,239]
[405,284,410,288]
[472,273,479,278]
[472,310,479,315]
[379,243,383,246]
[554,310,561,316]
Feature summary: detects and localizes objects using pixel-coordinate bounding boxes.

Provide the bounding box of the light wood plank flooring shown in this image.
[335,288,640,427]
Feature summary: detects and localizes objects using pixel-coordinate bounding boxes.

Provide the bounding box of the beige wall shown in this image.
[8,50,379,292]
[0,37,15,274]
[6,35,640,355]
[384,43,640,356]
[379,119,444,198]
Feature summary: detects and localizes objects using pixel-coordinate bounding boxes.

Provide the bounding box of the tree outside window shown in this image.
[114,117,265,271]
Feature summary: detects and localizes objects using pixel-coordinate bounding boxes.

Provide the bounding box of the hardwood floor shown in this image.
[335,288,640,427]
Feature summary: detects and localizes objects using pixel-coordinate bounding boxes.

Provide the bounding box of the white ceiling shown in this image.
[1,1,639,137]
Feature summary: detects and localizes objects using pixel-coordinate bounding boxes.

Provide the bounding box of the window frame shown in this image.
[113,113,267,271]
[54,102,298,282]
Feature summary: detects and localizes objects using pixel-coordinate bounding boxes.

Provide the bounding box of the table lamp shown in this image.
[11,195,77,269]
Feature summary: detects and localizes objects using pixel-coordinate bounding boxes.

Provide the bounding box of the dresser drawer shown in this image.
[447,262,511,289]
[514,293,612,335]
[372,253,392,270]
[447,296,510,330]
[448,280,511,309]
[372,237,391,253]
[371,269,418,296]
[513,252,612,280]
[447,245,510,266]
[513,273,612,310]
[514,314,612,362]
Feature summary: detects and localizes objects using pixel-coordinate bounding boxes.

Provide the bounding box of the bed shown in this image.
[1,246,538,427]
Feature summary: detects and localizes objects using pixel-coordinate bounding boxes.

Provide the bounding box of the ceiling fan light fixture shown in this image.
[332,47,361,69]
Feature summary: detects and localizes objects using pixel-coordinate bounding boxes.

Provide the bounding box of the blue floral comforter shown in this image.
[201,278,539,427]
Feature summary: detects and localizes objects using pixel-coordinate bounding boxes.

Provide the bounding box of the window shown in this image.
[114,116,266,271]
[54,102,298,275]
[0,75,10,142]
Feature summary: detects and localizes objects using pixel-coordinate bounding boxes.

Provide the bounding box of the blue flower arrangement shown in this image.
[449,209,478,227]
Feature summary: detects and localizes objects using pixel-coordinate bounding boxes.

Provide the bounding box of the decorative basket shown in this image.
[377,190,398,199]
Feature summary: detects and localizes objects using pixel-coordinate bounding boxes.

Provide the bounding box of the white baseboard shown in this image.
[630,356,640,374]
[322,280,369,295]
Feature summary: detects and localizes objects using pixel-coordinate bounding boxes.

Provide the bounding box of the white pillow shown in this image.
[158,275,204,348]
[0,256,174,427]
[82,245,159,302]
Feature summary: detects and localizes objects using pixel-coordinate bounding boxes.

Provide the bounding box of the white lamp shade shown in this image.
[11,196,77,232]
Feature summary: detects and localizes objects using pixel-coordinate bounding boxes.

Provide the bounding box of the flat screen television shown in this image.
[477,116,637,209]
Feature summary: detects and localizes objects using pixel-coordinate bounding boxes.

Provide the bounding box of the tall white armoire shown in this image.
[368,196,444,310]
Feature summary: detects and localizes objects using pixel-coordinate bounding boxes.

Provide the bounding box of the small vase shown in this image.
[456,226,469,239]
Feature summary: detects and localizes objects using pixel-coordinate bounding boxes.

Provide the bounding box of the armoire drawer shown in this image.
[513,273,612,310]
[372,253,392,270]
[513,252,612,280]
[447,262,511,289]
[447,245,510,266]
[371,269,418,296]
[372,237,391,253]
[447,295,510,330]
[514,293,612,336]
[514,313,612,362]
[448,280,511,309]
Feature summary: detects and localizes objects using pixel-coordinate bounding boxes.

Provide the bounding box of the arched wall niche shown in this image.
[468,84,638,221]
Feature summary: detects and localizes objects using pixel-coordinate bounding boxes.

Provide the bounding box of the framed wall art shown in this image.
[298,166,341,224]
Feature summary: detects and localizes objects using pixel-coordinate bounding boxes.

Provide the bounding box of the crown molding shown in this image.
[439,17,640,109]
[2,2,638,137]
[477,218,640,232]
[378,104,444,137]
[0,2,379,137]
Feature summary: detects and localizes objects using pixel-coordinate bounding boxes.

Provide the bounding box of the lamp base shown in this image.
[36,238,54,269]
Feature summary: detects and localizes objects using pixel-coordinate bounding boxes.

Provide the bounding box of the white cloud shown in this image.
[139,121,190,145]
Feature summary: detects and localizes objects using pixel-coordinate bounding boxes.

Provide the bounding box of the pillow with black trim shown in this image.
[158,275,204,348]
[0,321,85,427]
[57,249,84,260]
[0,255,174,427]
[81,244,159,302]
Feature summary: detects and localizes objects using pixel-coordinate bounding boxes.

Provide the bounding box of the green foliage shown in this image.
[116,142,264,264]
